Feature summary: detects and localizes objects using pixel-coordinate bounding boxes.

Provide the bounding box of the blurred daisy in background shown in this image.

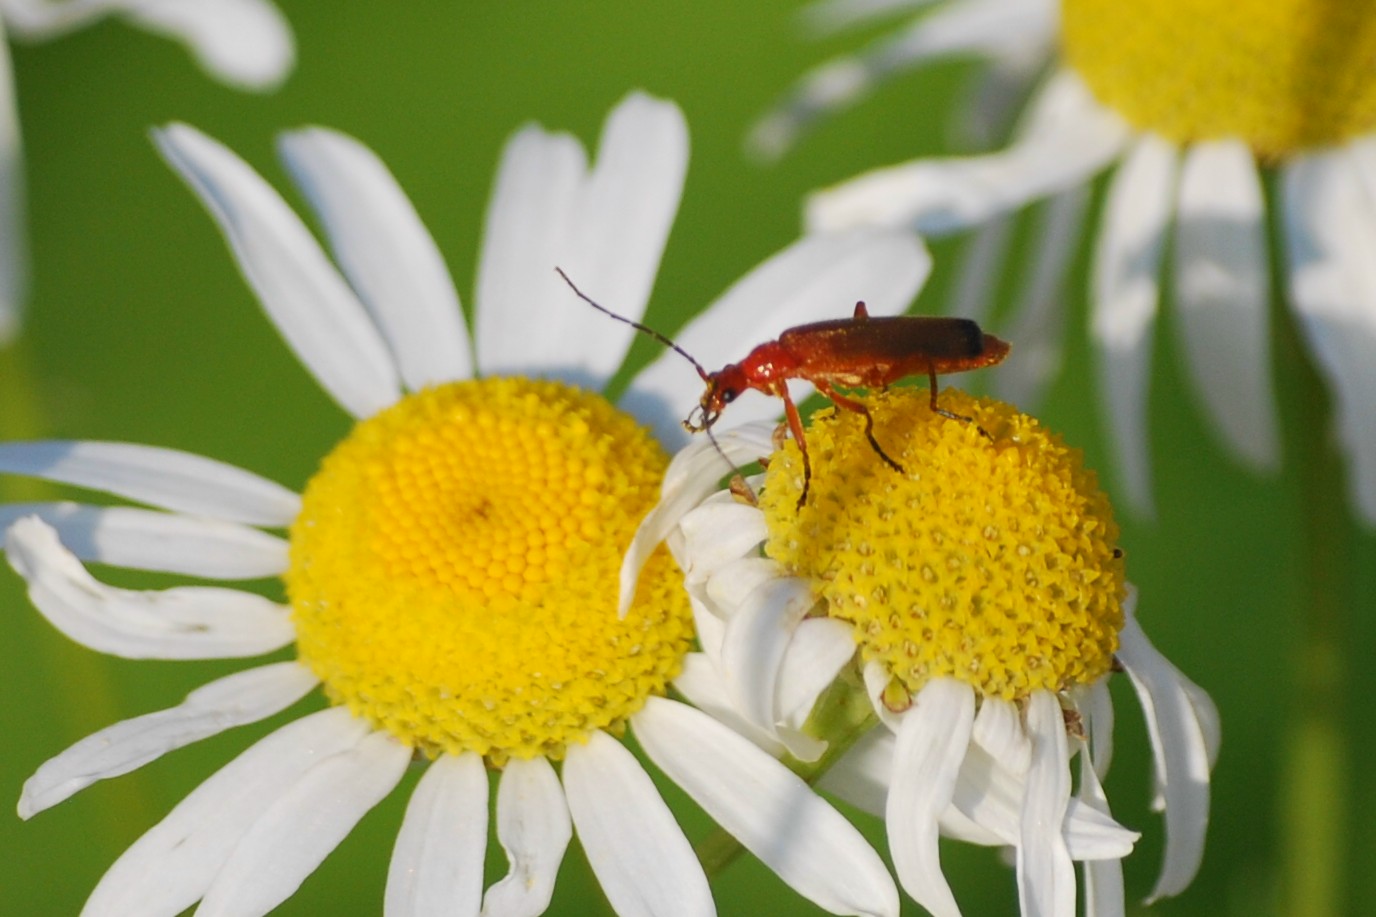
[0,0,295,343]
[759,0,1376,525]
[627,388,1219,917]
[0,94,932,916]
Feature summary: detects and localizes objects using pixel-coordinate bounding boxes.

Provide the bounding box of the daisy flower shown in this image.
[626,388,1220,917]
[761,0,1376,524]
[0,0,295,342]
[0,94,933,916]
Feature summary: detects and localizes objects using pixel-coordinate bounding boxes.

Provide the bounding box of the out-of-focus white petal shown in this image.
[386,752,488,917]
[721,576,817,733]
[154,122,401,418]
[623,230,930,447]
[806,71,1129,235]
[1282,145,1376,523]
[886,677,974,917]
[6,517,294,659]
[800,0,942,35]
[482,755,572,917]
[1016,690,1075,917]
[949,213,1014,326]
[279,127,472,390]
[197,729,410,917]
[0,502,287,579]
[1173,139,1278,471]
[81,708,369,916]
[1090,133,1178,516]
[0,440,299,526]
[635,697,899,917]
[20,662,316,818]
[970,696,1030,776]
[562,731,713,917]
[121,0,294,91]
[0,21,25,345]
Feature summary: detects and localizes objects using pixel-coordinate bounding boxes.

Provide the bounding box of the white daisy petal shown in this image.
[1016,691,1075,917]
[6,517,294,659]
[949,214,1014,325]
[676,500,768,583]
[0,24,24,345]
[622,230,930,447]
[672,653,787,757]
[0,502,287,579]
[279,127,472,390]
[1091,133,1178,516]
[0,440,299,526]
[20,661,316,819]
[1078,744,1126,917]
[198,729,410,917]
[800,0,943,36]
[154,122,401,419]
[970,696,1030,775]
[81,708,369,917]
[482,756,572,917]
[777,617,856,727]
[635,697,899,917]
[861,659,906,732]
[1282,147,1376,522]
[1173,139,1278,470]
[702,556,785,620]
[805,70,1130,235]
[386,752,488,917]
[721,575,817,732]
[1080,678,1116,779]
[562,731,713,917]
[886,677,974,917]
[117,0,294,91]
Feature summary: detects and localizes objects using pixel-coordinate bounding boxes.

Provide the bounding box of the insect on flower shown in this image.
[555,267,1011,504]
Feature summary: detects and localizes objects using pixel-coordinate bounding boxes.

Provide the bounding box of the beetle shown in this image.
[554,267,1011,505]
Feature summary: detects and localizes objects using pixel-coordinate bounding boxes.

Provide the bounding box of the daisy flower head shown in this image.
[0,93,933,916]
[636,387,1220,917]
[765,0,1376,524]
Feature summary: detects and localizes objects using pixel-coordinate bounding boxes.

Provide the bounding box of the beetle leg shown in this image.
[777,383,813,508]
[927,364,993,440]
[815,380,904,474]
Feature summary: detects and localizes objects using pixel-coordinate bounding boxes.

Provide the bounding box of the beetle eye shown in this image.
[721,389,737,404]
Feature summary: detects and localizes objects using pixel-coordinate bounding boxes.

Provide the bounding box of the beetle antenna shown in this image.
[555,267,710,381]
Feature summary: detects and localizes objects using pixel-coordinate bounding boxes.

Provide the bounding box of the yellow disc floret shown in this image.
[287,378,692,765]
[760,388,1125,703]
[1063,0,1376,159]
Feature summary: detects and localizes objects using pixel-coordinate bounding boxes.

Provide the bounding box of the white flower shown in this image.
[0,94,931,916]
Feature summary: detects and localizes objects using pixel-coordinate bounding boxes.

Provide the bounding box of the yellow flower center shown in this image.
[286,378,692,765]
[1062,0,1376,159]
[760,389,1124,703]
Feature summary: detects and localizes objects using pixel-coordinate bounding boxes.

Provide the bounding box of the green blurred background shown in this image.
[1,3,1372,915]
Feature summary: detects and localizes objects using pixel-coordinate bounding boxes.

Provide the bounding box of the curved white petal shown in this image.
[635,697,899,917]
[1282,146,1376,523]
[721,575,817,732]
[154,122,401,418]
[777,617,856,727]
[0,440,299,526]
[482,755,571,917]
[672,652,787,757]
[562,731,713,917]
[1090,133,1178,516]
[806,70,1129,235]
[622,229,931,447]
[861,658,906,732]
[970,696,1030,776]
[386,752,488,917]
[0,502,287,579]
[20,661,316,818]
[198,729,410,917]
[80,707,369,917]
[120,0,294,91]
[0,22,24,345]
[675,499,768,584]
[1080,678,1116,780]
[1078,740,1126,917]
[1016,691,1075,917]
[886,678,974,917]
[280,127,472,390]
[1173,139,1278,471]
[702,556,786,621]
[6,517,294,659]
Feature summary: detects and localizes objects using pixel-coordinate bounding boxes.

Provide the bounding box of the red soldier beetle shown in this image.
[554,267,1011,506]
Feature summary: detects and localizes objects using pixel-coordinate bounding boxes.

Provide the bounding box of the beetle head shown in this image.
[683,365,746,433]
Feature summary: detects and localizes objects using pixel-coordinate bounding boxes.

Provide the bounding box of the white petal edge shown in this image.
[0,20,25,345]
[20,661,317,818]
[6,517,294,659]
[1172,139,1278,471]
[80,707,369,917]
[197,728,410,917]
[1078,739,1127,917]
[635,697,899,917]
[154,122,401,418]
[721,575,817,733]
[386,752,488,917]
[279,126,472,391]
[970,696,1031,776]
[0,502,288,579]
[1016,690,1075,917]
[675,499,769,585]
[562,731,713,917]
[0,440,299,526]
[671,653,787,757]
[1090,133,1179,517]
[482,755,572,917]
[121,0,294,91]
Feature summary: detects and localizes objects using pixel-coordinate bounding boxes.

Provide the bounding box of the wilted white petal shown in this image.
[970,696,1030,775]
[482,756,571,917]
[6,517,294,659]
[1080,679,1116,779]
[721,576,817,732]
[20,662,316,818]
[387,752,488,917]
[562,731,712,917]
[1016,691,1075,917]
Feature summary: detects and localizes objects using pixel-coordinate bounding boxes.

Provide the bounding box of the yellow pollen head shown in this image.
[1062,0,1376,159]
[759,389,1125,704]
[286,378,692,766]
